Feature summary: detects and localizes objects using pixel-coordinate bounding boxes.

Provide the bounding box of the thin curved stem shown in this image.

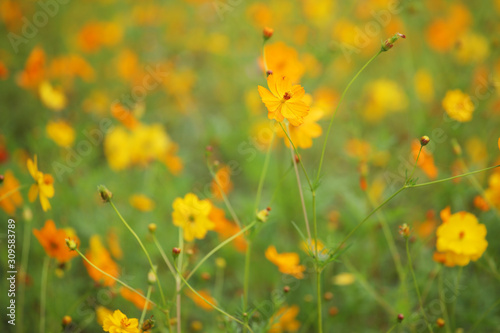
[208,163,242,228]
[75,248,157,306]
[139,286,153,326]
[109,200,166,308]
[469,298,500,333]
[254,132,275,212]
[176,229,184,333]
[408,165,500,188]
[316,50,382,182]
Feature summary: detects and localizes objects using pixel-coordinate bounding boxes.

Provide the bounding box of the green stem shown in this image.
[408,165,500,188]
[39,257,49,333]
[386,324,397,333]
[438,268,452,333]
[254,132,275,212]
[75,248,157,306]
[406,238,433,333]
[408,146,423,181]
[176,228,184,333]
[279,122,313,188]
[0,184,28,203]
[450,266,463,328]
[109,200,166,308]
[185,221,257,284]
[174,264,254,332]
[316,50,382,182]
[243,240,252,331]
[316,269,323,333]
[139,285,153,326]
[469,298,500,333]
[152,235,176,277]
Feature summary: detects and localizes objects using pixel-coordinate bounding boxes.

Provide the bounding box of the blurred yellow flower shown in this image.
[332,272,356,286]
[265,246,305,279]
[107,228,123,259]
[362,79,408,122]
[269,305,301,333]
[276,109,323,149]
[39,81,67,111]
[96,306,113,326]
[33,220,79,263]
[434,210,488,267]
[185,289,216,311]
[129,194,155,212]
[454,32,490,64]
[172,193,214,242]
[442,89,474,122]
[258,74,310,126]
[102,310,139,333]
[345,139,372,161]
[465,137,487,165]
[84,235,120,287]
[27,155,54,211]
[0,170,23,214]
[46,120,75,147]
[484,173,500,211]
[414,69,434,103]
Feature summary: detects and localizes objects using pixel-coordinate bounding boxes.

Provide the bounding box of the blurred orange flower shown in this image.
[209,205,247,252]
[27,155,54,211]
[426,4,471,52]
[269,305,301,333]
[0,60,8,80]
[84,235,120,287]
[264,42,305,83]
[129,194,155,212]
[0,170,23,215]
[211,165,233,200]
[107,228,123,259]
[258,74,310,126]
[33,220,79,263]
[120,287,152,310]
[17,46,45,89]
[265,246,305,279]
[78,22,123,53]
[185,289,216,311]
[411,140,438,179]
[49,54,95,82]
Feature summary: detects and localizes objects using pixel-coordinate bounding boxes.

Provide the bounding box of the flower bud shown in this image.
[323,291,334,301]
[451,139,462,157]
[397,313,404,322]
[266,70,273,77]
[0,174,4,184]
[283,286,290,293]
[420,135,430,146]
[257,209,269,222]
[142,316,155,331]
[263,27,274,40]
[172,247,181,258]
[398,224,411,238]
[65,238,78,251]
[62,315,72,327]
[97,185,112,203]
[23,207,33,222]
[148,223,157,234]
[148,268,157,284]
[436,318,445,328]
[215,257,226,269]
[381,32,406,52]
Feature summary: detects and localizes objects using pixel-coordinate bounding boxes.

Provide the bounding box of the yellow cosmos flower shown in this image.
[102,310,139,333]
[435,210,488,267]
[46,120,75,148]
[258,74,310,126]
[442,89,474,122]
[265,246,305,279]
[27,155,54,211]
[276,108,323,149]
[269,305,301,333]
[172,193,214,242]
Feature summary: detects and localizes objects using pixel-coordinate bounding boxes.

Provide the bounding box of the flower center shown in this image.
[188,214,195,223]
[459,231,465,239]
[283,92,292,100]
[121,318,130,328]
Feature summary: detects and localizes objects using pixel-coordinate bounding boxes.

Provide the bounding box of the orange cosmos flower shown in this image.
[33,220,79,263]
[185,289,217,311]
[17,46,45,89]
[84,235,120,287]
[120,287,152,310]
[269,305,301,333]
[258,74,310,126]
[211,165,233,200]
[265,246,305,279]
[27,155,55,211]
[209,205,247,252]
[0,170,23,215]
[411,140,437,179]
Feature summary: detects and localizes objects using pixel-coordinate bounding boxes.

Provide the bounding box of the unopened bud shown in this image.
[398,224,411,238]
[266,70,273,77]
[263,27,274,40]
[436,318,445,328]
[172,247,181,258]
[65,238,77,251]
[97,185,112,203]
[451,139,462,157]
[142,316,155,331]
[148,223,157,234]
[147,269,157,284]
[62,315,72,327]
[420,135,430,146]
[283,286,290,293]
[381,32,406,52]
[397,313,404,322]
[257,209,269,222]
